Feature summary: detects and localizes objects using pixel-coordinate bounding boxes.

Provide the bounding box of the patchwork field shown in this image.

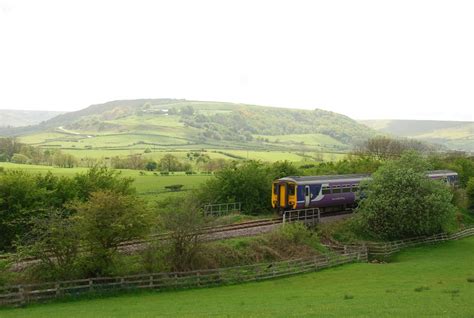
[1,236,473,317]
[3,99,372,165]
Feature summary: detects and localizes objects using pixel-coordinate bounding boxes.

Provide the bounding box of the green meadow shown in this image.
[1,237,473,317]
[0,163,212,201]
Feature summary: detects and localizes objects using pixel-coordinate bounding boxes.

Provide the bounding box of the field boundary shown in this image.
[0,249,367,307]
[327,226,474,258]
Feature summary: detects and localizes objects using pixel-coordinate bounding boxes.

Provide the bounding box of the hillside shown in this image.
[361,119,474,152]
[0,100,376,161]
[0,109,65,127]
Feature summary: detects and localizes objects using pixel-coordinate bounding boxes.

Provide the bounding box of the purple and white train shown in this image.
[271,170,458,212]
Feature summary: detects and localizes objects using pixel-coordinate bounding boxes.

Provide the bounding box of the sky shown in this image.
[0,0,473,121]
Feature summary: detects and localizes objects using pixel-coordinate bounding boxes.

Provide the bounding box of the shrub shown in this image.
[70,191,152,276]
[354,152,457,240]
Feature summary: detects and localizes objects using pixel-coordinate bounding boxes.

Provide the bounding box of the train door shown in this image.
[279,183,287,208]
[304,185,310,208]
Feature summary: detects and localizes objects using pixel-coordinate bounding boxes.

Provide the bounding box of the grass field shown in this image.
[2,237,473,317]
[0,163,212,200]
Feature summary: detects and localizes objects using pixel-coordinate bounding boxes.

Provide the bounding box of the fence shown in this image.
[327,226,474,259]
[0,249,366,307]
[203,202,241,217]
[283,208,320,225]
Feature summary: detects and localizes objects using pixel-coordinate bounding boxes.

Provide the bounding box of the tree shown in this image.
[354,152,456,240]
[145,161,158,171]
[355,136,432,160]
[53,150,77,168]
[159,154,181,172]
[73,166,135,201]
[197,161,269,214]
[11,153,29,164]
[159,195,206,271]
[180,105,195,116]
[71,191,152,275]
[15,210,80,280]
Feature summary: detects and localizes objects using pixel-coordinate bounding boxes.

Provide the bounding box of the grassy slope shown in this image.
[2,237,474,317]
[361,119,474,152]
[6,99,376,162]
[0,110,65,128]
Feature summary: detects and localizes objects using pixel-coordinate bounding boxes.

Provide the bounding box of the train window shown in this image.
[273,184,278,194]
[322,187,330,194]
[305,186,310,196]
[352,186,359,192]
[288,185,296,195]
[342,187,351,193]
[332,187,341,194]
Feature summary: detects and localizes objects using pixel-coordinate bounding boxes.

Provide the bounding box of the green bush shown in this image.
[197,160,299,214]
[354,152,457,240]
[71,190,152,276]
[467,177,474,209]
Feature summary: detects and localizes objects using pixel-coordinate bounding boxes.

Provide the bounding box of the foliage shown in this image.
[73,166,135,200]
[354,152,457,240]
[15,210,80,281]
[158,195,207,271]
[428,152,474,187]
[354,136,434,160]
[197,161,299,214]
[159,154,190,172]
[52,150,77,168]
[70,191,152,276]
[467,177,474,209]
[11,153,29,164]
[302,155,382,175]
[0,167,136,252]
[145,161,157,171]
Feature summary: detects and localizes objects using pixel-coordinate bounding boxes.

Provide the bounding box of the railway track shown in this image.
[1,210,354,262]
[121,210,353,248]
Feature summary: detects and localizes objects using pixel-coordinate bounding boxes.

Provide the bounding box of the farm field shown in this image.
[2,237,473,317]
[0,163,212,200]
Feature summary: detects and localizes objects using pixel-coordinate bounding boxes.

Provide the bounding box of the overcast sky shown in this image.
[1,0,473,121]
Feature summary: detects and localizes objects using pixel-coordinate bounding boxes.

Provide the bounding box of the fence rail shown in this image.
[327,226,474,258]
[283,208,320,225]
[1,226,473,307]
[203,202,241,217]
[0,249,366,307]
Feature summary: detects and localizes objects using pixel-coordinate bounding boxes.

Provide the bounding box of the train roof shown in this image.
[278,174,370,185]
[277,170,458,185]
[426,170,458,176]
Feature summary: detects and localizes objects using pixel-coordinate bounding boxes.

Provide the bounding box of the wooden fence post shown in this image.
[19,286,26,306]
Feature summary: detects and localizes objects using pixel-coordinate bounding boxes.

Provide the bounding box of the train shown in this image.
[271,170,459,212]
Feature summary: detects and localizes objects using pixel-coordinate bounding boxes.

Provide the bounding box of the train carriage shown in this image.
[272,170,458,213]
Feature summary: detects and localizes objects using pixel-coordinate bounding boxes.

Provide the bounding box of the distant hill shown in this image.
[0,99,376,154]
[361,119,474,152]
[0,109,65,127]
